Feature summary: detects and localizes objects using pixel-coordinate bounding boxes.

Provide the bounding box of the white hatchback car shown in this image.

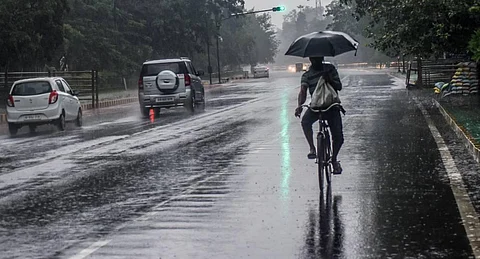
[253,66,270,78]
[6,77,82,135]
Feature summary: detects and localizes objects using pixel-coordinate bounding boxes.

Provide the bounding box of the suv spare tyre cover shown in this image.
[156,70,179,92]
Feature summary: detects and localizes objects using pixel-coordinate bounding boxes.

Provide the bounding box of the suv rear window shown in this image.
[141,62,187,77]
[11,81,52,96]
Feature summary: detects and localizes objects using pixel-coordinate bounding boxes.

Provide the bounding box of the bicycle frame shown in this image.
[317,114,333,193]
[301,104,341,193]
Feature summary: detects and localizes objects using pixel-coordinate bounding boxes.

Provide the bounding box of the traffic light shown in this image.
[272,6,286,12]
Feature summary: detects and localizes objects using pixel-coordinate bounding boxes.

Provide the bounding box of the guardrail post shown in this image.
[4,70,8,88]
[95,71,99,108]
[91,69,95,109]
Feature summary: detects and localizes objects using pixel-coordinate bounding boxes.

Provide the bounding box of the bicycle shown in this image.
[302,103,343,193]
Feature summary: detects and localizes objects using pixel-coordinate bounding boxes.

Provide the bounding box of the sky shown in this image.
[244,0,334,29]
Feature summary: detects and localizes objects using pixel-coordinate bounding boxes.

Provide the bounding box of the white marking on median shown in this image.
[415,98,480,258]
[67,164,241,259]
[68,240,111,259]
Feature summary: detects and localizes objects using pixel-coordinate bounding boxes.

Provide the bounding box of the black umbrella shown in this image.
[285,31,359,57]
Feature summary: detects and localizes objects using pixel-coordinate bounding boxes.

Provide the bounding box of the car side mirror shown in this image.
[71,90,79,96]
[197,70,205,76]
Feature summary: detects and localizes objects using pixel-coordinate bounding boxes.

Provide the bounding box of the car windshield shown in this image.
[142,62,185,77]
[11,81,52,96]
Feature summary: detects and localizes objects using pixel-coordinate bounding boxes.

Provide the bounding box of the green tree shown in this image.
[0,0,68,70]
[326,1,396,63]
[218,11,278,69]
[0,0,277,79]
[335,0,479,58]
[468,5,480,61]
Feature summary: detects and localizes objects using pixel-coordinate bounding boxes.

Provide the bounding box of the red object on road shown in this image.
[149,108,155,123]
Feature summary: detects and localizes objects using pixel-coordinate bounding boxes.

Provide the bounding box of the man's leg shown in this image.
[301,109,319,158]
[326,108,344,163]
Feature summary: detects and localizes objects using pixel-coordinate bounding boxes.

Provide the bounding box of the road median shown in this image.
[0,82,239,124]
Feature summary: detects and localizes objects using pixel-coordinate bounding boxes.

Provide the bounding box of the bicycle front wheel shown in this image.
[324,132,332,186]
[317,134,325,192]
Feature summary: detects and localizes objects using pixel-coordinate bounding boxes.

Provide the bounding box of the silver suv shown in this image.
[138,58,205,117]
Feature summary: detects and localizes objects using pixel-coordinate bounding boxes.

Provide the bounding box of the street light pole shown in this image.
[216,23,221,84]
[205,15,213,85]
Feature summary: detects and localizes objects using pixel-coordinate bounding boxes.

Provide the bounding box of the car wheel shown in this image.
[154,108,161,118]
[8,123,18,136]
[197,92,206,112]
[186,93,195,114]
[141,107,150,118]
[57,112,66,131]
[75,109,83,127]
[29,125,37,133]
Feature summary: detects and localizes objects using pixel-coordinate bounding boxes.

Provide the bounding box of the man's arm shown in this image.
[295,83,308,117]
[327,66,342,91]
[298,84,308,107]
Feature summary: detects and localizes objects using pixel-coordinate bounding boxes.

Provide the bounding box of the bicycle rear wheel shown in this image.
[317,134,325,192]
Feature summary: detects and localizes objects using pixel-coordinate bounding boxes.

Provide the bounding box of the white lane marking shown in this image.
[415,98,480,257]
[67,169,234,259]
[68,240,111,259]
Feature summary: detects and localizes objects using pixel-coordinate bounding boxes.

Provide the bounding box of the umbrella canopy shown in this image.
[285,31,359,58]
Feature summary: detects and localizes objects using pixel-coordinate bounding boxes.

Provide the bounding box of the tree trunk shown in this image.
[477,62,480,106]
[417,57,423,87]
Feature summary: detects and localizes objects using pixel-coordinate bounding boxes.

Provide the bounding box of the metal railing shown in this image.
[1,70,99,108]
[406,59,467,88]
[422,64,457,88]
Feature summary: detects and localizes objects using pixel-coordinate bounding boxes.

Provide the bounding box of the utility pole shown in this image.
[205,14,213,85]
[216,20,221,84]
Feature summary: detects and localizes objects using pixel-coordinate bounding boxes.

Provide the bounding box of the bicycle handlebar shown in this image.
[301,103,343,113]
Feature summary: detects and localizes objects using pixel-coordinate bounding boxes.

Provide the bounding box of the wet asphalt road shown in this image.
[1,70,480,258]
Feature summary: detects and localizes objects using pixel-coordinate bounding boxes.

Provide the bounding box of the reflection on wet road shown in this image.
[0,70,479,258]
[302,189,344,259]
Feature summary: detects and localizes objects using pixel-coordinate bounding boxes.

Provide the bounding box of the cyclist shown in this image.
[294,57,344,175]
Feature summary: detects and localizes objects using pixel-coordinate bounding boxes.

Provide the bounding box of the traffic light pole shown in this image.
[214,6,285,84]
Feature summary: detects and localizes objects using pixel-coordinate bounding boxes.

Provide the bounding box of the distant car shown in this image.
[288,65,296,72]
[6,77,82,136]
[294,63,302,73]
[253,66,270,78]
[138,58,205,117]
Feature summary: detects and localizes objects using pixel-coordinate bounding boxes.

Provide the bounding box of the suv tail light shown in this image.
[138,77,144,90]
[7,95,14,107]
[49,90,59,104]
[184,74,191,87]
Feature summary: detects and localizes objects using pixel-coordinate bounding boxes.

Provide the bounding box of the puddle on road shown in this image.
[208,97,255,109]
[345,74,395,87]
